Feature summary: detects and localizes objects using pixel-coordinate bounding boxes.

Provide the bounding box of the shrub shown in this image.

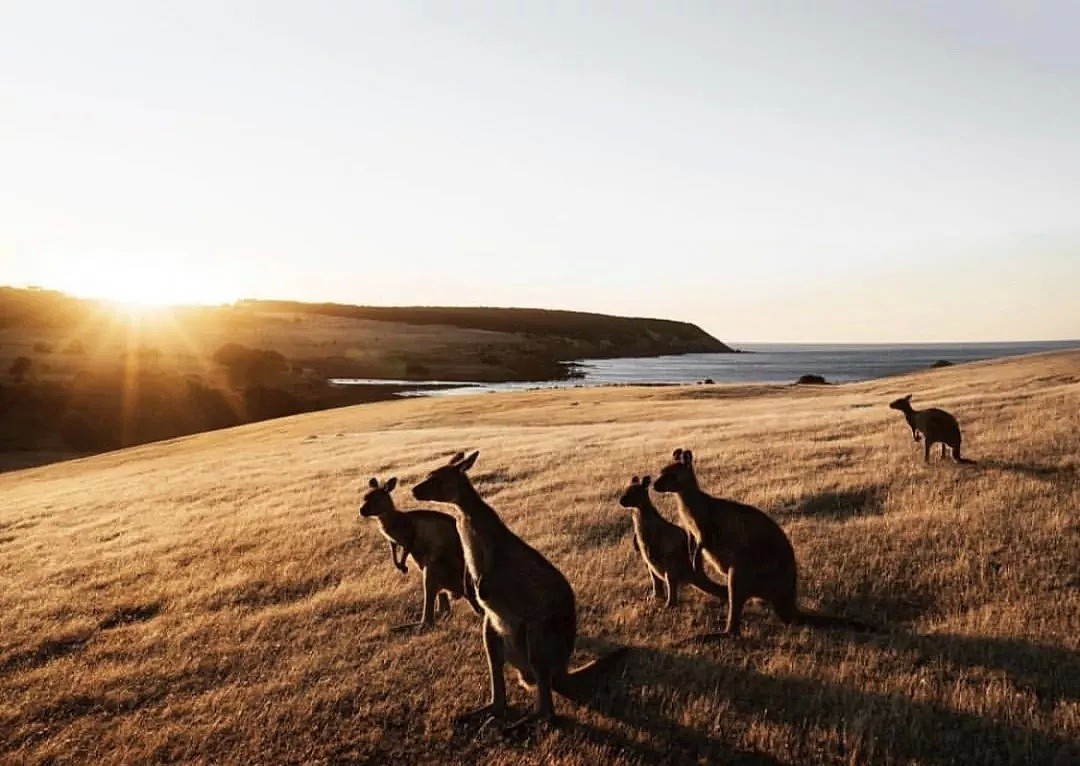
[59,411,105,451]
[796,374,828,385]
[212,344,288,388]
[9,356,31,381]
[186,378,241,430]
[243,386,302,421]
[33,341,54,353]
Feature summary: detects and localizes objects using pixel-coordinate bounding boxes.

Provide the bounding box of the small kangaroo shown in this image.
[359,476,480,628]
[618,475,728,607]
[412,451,627,729]
[888,394,975,464]
[653,448,874,638]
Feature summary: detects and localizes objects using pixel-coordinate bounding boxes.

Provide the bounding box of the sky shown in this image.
[2,0,1078,342]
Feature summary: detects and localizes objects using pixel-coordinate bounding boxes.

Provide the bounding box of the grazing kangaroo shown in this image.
[889,394,975,464]
[618,475,728,607]
[359,476,480,628]
[653,449,874,638]
[412,451,627,729]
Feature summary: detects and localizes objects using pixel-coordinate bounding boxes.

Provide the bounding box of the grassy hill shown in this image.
[0,286,729,469]
[1,287,730,384]
[1,351,1077,764]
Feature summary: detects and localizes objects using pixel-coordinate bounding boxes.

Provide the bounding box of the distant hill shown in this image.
[0,287,732,467]
[235,300,732,357]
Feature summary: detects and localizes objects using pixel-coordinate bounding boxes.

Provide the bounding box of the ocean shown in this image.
[335,340,1079,397]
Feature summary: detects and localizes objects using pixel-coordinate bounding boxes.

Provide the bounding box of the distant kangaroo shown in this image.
[618,475,728,607]
[412,451,627,729]
[889,394,975,464]
[359,476,480,628]
[653,448,874,638]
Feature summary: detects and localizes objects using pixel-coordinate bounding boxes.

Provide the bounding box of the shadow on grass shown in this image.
[99,602,162,630]
[842,630,1080,707]
[977,459,1077,481]
[0,634,91,675]
[558,713,783,765]
[581,640,1074,765]
[779,484,887,522]
[445,635,783,765]
[578,517,631,549]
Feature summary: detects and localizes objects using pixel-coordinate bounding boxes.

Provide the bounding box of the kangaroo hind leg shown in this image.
[454,616,508,728]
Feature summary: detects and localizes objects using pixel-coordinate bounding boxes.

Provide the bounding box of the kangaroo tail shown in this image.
[795,610,881,633]
[956,457,977,465]
[689,571,729,602]
[552,646,629,702]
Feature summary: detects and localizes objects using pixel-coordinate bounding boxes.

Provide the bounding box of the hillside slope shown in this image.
[236,300,733,357]
[1,287,731,384]
[1,352,1078,764]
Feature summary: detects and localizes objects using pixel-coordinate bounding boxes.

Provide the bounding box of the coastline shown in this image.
[334,340,1080,398]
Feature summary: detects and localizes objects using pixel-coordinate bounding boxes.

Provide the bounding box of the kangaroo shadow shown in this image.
[977,459,1076,481]
[778,484,887,522]
[813,580,941,625]
[553,636,784,765]
[841,629,1080,706]
[580,641,1073,765]
[557,714,783,765]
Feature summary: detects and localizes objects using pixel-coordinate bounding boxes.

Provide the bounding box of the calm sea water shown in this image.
[335,340,1079,397]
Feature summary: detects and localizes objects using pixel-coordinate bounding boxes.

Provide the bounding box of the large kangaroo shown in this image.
[359,476,480,628]
[618,475,728,607]
[412,451,627,728]
[889,394,975,464]
[652,448,874,638]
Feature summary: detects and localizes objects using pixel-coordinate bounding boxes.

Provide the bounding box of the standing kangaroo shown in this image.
[412,451,627,729]
[618,475,728,607]
[359,476,480,628]
[889,394,975,464]
[653,448,874,638]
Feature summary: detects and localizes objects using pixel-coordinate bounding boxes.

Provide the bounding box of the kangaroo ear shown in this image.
[642,475,652,488]
[458,450,479,472]
[682,449,693,464]
[448,451,465,465]
[368,477,378,489]
[630,475,639,485]
[672,448,683,461]
[384,477,398,492]
[904,394,913,401]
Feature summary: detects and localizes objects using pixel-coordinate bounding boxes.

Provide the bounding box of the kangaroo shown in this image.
[412,451,627,729]
[618,475,728,607]
[889,394,975,464]
[359,476,480,628]
[652,448,874,638]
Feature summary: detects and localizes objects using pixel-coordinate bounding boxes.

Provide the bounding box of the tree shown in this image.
[9,356,31,381]
[212,343,288,388]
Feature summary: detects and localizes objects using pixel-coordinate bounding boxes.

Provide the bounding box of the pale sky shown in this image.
[2,1,1078,342]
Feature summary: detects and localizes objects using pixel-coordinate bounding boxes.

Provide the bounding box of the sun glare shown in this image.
[51,262,239,313]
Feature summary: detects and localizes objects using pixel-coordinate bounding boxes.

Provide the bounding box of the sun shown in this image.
[52,260,240,311]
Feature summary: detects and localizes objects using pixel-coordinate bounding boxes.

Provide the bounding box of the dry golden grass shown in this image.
[2,351,1078,765]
